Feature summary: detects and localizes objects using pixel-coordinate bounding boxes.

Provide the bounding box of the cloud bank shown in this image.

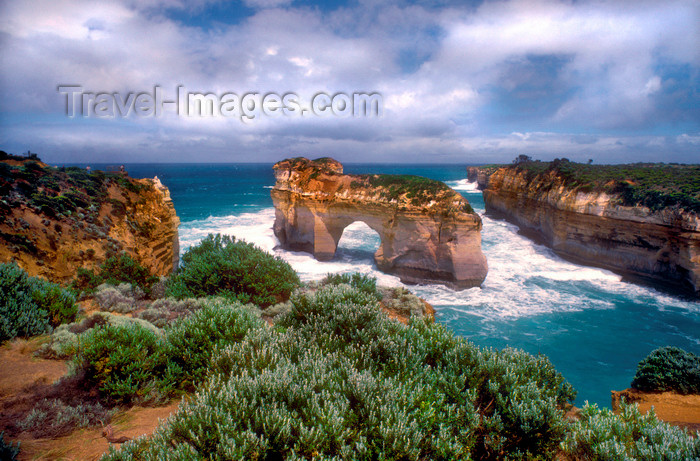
[0,0,697,164]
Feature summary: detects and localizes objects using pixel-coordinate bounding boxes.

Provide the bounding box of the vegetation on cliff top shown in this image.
[631,346,700,395]
[491,158,700,213]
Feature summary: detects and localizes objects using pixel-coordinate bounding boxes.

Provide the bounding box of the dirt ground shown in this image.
[0,338,180,461]
[612,388,700,432]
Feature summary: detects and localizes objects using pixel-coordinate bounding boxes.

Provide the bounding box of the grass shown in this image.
[494,159,700,212]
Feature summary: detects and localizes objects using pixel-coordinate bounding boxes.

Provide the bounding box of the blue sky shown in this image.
[0,0,697,164]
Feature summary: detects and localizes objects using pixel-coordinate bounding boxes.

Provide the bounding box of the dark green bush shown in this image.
[165,233,300,308]
[321,271,381,301]
[631,346,700,394]
[0,432,20,461]
[0,263,77,342]
[74,323,166,405]
[71,253,158,296]
[103,285,576,460]
[162,299,264,390]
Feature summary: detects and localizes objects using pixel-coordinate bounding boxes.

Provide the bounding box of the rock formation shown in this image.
[0,158,179,282]
[271,158,487,288]
[474,165,700,296]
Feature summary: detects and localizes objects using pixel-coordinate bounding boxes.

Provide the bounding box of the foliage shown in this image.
[562,400,700,460]
[161,299,265,391]
[631,346,700,394]
[103,285,576,460]
[71,253,158,296]
[0,432,20,461]
[380,286,427,317]
[74,323,167,405]
[165,233,300,308]
[350,173,454,206]
[321,271,381,301]
[137,297,208,328]
[72,300,263,403]
[0,263,77,342]
[505,159,700,212]
[18,398,114,438]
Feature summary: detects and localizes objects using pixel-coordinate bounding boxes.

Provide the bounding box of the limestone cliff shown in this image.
[272,157,487,288]
[0,158,179,283]
[475,164,700,296]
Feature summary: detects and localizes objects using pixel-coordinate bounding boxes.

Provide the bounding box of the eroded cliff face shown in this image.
[0,160,179,283]
[479,167,700,296]
[272,158,487,288]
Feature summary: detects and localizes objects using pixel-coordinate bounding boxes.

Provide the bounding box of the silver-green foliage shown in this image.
[102,285,576,460]
[562,400,700,460]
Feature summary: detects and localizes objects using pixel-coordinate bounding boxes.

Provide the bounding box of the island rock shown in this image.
[271,158,487,288]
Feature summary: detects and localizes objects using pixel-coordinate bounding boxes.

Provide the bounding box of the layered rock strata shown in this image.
[272,158,487,288]
[477,167,699,296]
[0,159,179,282]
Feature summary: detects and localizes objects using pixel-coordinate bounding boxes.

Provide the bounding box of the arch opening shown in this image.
[335,221,381,264]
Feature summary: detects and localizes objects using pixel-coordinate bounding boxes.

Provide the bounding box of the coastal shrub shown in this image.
[0,263,77,342]
[631,346,700,394]
[71,253,158,296]
[562,400,700,460]
[103,285,575,460]
[161,299,265,390]
[74,323,167,405]
[381,286,427,317]
[137,297,208,328]
[0,432,20,461]
[165,233,300,308]
[321,271,381,301]
[18,398,114,438]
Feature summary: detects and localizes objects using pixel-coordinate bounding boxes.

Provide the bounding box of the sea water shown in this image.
[104,163,699,408]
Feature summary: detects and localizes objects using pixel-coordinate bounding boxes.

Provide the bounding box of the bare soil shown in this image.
[0,338,180,461]
[612,388,700,433]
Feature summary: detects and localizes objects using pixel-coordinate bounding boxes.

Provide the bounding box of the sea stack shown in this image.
[271,157,488,289]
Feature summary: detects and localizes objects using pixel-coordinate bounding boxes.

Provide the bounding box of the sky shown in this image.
[0,0,698,164]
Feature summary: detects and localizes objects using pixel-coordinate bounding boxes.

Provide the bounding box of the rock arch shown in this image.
[271,157,488,289]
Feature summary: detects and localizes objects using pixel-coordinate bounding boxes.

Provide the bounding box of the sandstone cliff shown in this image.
[272,157,487,288]
[0,158,179,283]
[475,164,700,296]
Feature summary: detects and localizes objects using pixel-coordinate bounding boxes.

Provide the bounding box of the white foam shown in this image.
[178,206,698,320]
[446,178,480,192]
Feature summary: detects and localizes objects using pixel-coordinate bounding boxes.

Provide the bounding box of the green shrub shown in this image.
[71,253,158,296]
[0,263,77,342]
[18,398,114,438]
[161,299,265,390]
[74,323,166,405]
[0,432,20,461]
[166,233,300,308]
[562,400,700,460]
[321,272,381,301]
[103,286,576,460]
[631,346,700,394]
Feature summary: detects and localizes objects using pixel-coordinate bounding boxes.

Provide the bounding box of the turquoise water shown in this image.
[113,163,699,408]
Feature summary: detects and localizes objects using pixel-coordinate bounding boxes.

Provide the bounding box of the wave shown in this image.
[178,206,698,321]
[445,178,480,192]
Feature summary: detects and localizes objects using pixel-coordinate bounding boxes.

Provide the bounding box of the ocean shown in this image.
[97,163,699,408]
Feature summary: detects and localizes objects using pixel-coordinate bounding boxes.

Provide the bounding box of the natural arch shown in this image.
[271,157,488,289]
[336,221,381,261]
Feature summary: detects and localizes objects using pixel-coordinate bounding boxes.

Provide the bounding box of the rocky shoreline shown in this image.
[469,165,700,297]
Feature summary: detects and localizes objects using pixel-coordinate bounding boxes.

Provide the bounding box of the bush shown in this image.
[165,234,300,308]
[74,323,166,405]
[71,253,158,296]
[0,432,19,461]
[18,398,114,438]
[0,263,77,342]
[136,297,207,328]
[562,400,700,460]
[321,272,381,301]
[631,346,700,394]
[161,299,265,390]
[103,286,576,460]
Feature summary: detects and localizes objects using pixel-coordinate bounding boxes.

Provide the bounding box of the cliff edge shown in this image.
[473,161,699,296]
[0,157,179,283]
[271,157,487,288]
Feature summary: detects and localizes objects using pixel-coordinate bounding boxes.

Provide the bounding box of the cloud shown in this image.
[0,0,697,163]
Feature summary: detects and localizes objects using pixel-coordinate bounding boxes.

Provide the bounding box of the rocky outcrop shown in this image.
[0,159,179,282]
[476,166,700,296]
[612,388,700,432]
[271,158,487,288]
